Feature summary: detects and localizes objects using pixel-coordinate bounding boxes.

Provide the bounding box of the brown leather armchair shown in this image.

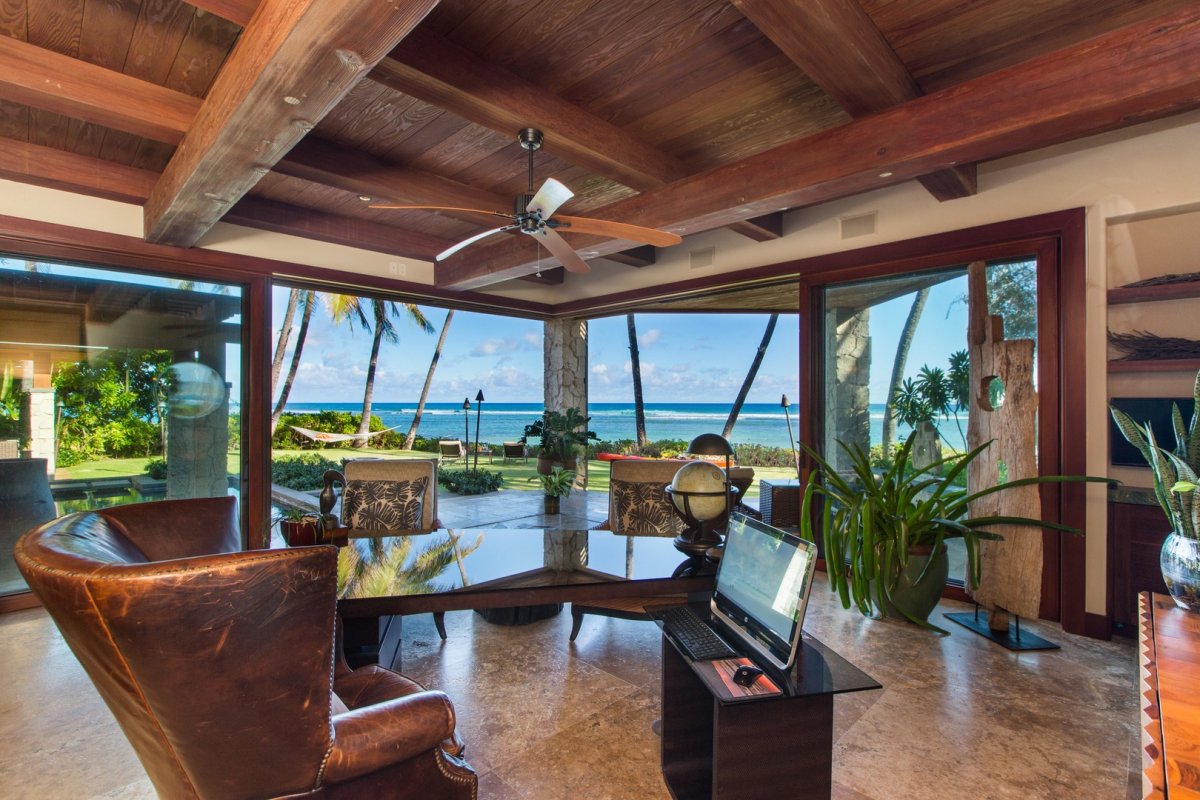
[14,496,477,800]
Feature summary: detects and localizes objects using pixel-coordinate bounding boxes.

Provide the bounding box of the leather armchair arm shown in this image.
[322,691,457,784]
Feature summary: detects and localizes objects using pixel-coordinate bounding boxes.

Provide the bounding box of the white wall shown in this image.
[3,110,1200,615]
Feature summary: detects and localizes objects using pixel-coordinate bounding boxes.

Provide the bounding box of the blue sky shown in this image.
[275,288,804,405]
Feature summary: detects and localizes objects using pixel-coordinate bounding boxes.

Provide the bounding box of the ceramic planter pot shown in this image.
[280,519,320,547]
[536,455,577,475]
[1161,531,1200,612]
[544,495,561,515]
[875,544,949,623]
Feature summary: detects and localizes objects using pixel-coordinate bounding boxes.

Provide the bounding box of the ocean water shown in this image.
[283,401,969,450]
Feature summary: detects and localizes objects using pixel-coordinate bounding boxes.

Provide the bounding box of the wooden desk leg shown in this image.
[661,638,714,800]
[714,694,833,800]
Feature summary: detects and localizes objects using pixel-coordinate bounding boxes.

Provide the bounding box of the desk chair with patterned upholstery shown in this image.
[321,458,450,640]
[15,496,477,800]
[570,459,692,642]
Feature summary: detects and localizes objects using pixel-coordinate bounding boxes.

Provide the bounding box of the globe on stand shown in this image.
[665,460,738,572]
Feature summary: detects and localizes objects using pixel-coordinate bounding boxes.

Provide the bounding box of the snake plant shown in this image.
[1110,371,1200,539]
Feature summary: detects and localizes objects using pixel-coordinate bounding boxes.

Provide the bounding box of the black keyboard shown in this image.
[658,606,739,661]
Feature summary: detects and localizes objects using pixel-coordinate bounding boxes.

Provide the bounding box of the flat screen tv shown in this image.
[1110,397,1196,467]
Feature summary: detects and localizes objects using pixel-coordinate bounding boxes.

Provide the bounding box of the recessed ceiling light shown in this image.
[283,96,301,106]
[358,195,372,202]
[879,171,893,178]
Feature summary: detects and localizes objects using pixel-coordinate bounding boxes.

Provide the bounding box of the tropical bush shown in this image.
[271,453,341,490]
[439,468,502,495]
[144,457,168,479]
[53,349,170,466]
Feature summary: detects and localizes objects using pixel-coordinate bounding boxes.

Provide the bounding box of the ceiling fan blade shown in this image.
[527,178,574,219]
[370,204,511,221]
[535,226,590,274]
[437,225,518,261]
[552,215,682,247]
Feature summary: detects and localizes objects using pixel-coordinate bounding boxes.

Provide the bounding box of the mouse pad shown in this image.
[693,657,782,701]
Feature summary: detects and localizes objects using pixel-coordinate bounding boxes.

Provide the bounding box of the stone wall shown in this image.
[544,317,588,488]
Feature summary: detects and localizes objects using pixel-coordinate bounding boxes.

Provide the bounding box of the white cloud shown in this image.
[638,328,661,348]
[470,338,519,356]
[523,331,541,349]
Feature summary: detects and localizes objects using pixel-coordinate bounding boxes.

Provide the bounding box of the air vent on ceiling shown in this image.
[690,247,715,269]
[840,212,877,240]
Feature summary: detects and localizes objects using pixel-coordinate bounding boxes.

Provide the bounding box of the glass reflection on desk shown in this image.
[335,528,695,600]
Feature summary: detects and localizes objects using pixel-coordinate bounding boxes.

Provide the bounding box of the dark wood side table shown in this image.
[659,617,879,800]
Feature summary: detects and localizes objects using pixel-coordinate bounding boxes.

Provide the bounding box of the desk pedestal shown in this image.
[660,639,841,800]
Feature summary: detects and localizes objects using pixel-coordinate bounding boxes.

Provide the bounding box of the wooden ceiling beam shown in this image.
[223,197,447,260]
[604,246,657,268]
[372,27,690,192]
[143,0,441,247]
[0,136,157,204]
[731,0,976,201]
[435,7,1200,289]
[0,36,199,144]
[276,137,509,211]
[726,212,784,242]
[182,0,256,27]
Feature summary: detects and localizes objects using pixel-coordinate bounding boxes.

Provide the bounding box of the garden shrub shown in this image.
[271,453,341,490]
[144,457,168,479]
[438,468,502,495]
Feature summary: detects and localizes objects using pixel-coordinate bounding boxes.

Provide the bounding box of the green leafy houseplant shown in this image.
[521,407,598,472]
[278,506,322,547]
[1110,372,1200,611]
[529,466,575,497]
[801,433,1104,633]
[1109,372,1200,540]
[529,466,575,514]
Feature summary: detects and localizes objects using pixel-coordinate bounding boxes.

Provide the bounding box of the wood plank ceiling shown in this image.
[0,0,1198,295]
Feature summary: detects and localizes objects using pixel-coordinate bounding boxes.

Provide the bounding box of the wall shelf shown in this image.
[1108,358,1200,373]
[1108,278,1200,305]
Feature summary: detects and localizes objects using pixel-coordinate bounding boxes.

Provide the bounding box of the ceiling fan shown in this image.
[369,128,682,274]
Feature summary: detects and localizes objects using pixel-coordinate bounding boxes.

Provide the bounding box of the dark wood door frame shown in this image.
[793,209,1087,635]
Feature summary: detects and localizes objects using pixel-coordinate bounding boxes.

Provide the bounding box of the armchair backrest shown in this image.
[341,457,439,530]
[607,459,689,536]
[438,440,465,458]
[15,497,340,800]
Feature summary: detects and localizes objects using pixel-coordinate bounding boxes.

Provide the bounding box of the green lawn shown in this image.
[58,448,798,502]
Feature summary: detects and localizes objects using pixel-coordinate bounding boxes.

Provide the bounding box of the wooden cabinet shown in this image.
[1109,498,1170,634]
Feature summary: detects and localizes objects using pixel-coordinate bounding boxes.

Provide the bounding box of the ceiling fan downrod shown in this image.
[516,128,545,229]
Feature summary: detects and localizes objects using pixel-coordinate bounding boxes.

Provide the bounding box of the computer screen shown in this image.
[711,513,816,671]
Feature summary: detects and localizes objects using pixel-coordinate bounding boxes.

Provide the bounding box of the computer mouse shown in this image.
[732,664,763,687]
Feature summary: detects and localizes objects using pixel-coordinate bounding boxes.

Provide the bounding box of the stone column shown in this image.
[23,388,56,474]
[544,317,588,488]
[823,307,871,473]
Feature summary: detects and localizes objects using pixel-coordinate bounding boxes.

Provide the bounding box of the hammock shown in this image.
[290,424,405,444]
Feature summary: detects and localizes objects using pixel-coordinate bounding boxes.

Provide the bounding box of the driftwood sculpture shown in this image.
[965,261,1043,630]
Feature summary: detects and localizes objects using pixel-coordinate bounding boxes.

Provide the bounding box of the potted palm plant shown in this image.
[529,467,575,514]
[1110,371,1200,611]
[801,433,1106,633]
[521,407,598,475]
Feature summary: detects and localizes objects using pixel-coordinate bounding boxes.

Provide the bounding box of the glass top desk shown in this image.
[329,527,717,620]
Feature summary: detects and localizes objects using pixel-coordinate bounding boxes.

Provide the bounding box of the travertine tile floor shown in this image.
[0,578,1139,800]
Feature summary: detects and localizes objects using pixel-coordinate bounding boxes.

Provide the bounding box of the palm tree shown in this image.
[722,314,779,439]
[328,295,433,447]
[271,290,315,434]
[271,288,301,394]
[336,533,483,599]
[626,313,648,448]
[404,309,455,450]
[880,288,929,458]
